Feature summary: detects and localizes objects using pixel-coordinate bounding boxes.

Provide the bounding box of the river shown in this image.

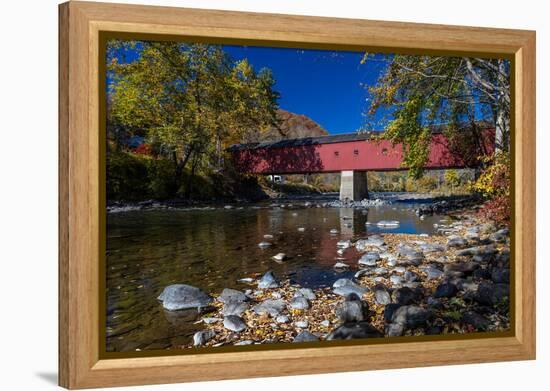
[106,193,447,352]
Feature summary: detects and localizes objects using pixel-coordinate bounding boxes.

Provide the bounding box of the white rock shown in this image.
[334,262,350,269]
[295,320,309,328]
[272,253,287,262]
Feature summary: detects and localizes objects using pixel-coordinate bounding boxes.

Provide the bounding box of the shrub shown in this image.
[107,151,177,201]
[471,152,511,225]
[134,143,152,155]
[107,151,150,201]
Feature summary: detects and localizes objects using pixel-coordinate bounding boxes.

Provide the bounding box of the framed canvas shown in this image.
[59,1,536,389]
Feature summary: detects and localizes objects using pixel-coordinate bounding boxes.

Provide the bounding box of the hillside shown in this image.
[261,109,328,141]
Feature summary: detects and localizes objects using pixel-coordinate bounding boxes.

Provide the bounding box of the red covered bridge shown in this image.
[228,125,495,201]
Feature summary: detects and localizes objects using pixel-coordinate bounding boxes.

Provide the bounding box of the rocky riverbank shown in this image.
[155,204,510,348]
[107,192,478,213]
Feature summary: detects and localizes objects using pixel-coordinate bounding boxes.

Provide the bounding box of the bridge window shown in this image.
[334,151,339,157]
[381,148,388,156]
[354,149,359,155]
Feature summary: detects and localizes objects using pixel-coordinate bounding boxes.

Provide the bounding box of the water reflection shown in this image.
[106,201,443,352]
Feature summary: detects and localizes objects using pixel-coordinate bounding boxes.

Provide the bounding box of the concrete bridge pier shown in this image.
[339,170,369,201]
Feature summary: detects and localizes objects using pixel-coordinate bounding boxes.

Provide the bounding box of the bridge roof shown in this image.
[227,121,493,151]
[227,132,375,151]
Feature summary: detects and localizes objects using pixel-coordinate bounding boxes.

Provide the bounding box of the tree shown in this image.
[362,54,510,178]
[107,40,279,190]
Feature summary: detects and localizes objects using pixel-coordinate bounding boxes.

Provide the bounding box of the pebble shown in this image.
[193,330,215,346]
[337,240,352,249]
[276,315,290,324]
[234,340,254,346]
[334,262,350,270]
[272,253,287,262]
[201,317,221,324]
[295,320,309,328]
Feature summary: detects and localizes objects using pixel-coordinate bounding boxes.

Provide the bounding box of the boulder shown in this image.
[491,268,510,284]
[386,322,404,337]
[433,282,458,298]
[462,311,490,330]
[223,315,247,332]
[421,265,444,280]
[389,274,404,286]
[326,321,384,340]
[490,228,509,243]
[391,305,431,328]
[158,284,213,311]
[374,286,392,305]
[293,331,319,343]
[404,271,421,283]
[419,243,445,253]
[447,235,467,248]
[444,262,479,277]
[218,288,247,303]
[258,271,279,289]
[392,286,422,305]
[355,235,385,251]
[336,293,368,322]
[475,282,510,306]
[332,278,368,297]
[193,329,215,346]
[397,244,424,262]
[456,245,497,257]
[384,303,402,323]
[221,301,248,317]
[252,299,286,317]
[294,288,316,301]
[289,296,310,310]
[358,252,380,267]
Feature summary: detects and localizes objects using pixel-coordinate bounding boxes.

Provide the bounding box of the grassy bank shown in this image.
[107,150,330,204]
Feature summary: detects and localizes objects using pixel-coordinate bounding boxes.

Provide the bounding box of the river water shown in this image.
[106,194,445,352]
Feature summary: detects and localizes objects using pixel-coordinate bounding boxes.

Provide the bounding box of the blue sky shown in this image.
[223,45,388,134]
[108,42,390,135]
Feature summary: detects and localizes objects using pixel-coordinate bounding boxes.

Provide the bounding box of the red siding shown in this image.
[230,129,495,174]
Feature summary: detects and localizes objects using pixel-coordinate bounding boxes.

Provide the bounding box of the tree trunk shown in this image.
[174,145,194,190]
[495,59,510,153]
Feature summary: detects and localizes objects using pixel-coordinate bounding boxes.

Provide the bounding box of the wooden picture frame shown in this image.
[59,1,536,388]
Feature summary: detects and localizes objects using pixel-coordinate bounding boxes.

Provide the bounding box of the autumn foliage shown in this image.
[471,152,511,225]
